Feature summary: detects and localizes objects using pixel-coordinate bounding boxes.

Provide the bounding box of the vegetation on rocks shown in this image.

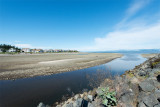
[97,87,116,107]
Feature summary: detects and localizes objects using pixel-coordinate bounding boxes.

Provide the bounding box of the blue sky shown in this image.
[0,0,160,51]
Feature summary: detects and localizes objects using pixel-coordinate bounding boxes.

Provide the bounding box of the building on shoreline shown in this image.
[8,48,16,52]
[30,49,44,53]
[22,48,31,53]
[21,48,78,53]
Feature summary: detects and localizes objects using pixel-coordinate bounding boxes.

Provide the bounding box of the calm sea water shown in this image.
[0,53,147,107]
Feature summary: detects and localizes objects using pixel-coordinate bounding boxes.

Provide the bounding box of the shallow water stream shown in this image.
[0,53,147,107]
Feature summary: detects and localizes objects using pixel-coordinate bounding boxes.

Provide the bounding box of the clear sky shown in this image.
[0,0,160,51]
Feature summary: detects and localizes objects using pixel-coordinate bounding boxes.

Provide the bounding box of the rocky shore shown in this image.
[38,54,160,107]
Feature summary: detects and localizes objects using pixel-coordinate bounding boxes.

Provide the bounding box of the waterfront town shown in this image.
[21,48,78,53]
[0,44,78,53]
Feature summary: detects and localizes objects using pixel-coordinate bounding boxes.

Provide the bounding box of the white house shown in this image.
[8,48,16,52]
[22,48,30,52]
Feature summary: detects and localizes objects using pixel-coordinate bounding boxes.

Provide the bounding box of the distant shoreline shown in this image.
[0,52,122,80]
[141,53,158,59]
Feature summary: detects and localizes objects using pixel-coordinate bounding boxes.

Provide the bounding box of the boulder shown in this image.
[130,77,139,84]
[88,102,94,107]
[87,95,93,101]
[73,98,83,107]
[37,102,45,107]
[120,91,134,104]
[138,102,146,107]
[139,80,155,92]
[142,94,159,107]
[154,89,160,99]
[157,75,160,82]
[153,79,160,89]
[66,103,73,107]
[154,104,160,107]
[138,91,148,102]
[138,71,147,76]
[74,94,80,100]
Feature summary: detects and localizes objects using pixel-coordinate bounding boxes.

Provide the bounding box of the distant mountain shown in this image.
[91,49,160,54]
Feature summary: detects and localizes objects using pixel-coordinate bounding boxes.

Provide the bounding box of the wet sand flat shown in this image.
[141,53,158,59]
[0,53,122,80]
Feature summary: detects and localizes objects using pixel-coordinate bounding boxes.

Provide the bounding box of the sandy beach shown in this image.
[141,53,158,59]
[0,53,122,80]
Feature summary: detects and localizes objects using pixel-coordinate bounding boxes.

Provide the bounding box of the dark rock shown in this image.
[73,98,88,107]
[139,80,155,92]
[143,94,159,107]
[138,71,147,76]
[82,100,88,107]
[157,75,160,82]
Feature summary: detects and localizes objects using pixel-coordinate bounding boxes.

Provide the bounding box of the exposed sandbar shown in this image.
[0,53,122,80]
[141,53,158,59]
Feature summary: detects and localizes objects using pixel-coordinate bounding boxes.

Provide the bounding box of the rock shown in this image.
[130,77,139,84]
[74,94,80,100]
[157,75,160,82]
[96,88,103,95]
[88,95,93,101]
[91,89,97,98]
[142,94,159,107]
[138,71,147,76]
[138,91,148,102]
[153,79,160,89]
[154,104,160,107]
[139,80,155,92]
[154,89,160,99]
[66,103,73,107]
[73,98,83,107]
[80,94,84,98]
[83,96,88,101]
[120,91,134,104]
[88,102,94,107]
[37,102,45,107]
[138,102,146,107]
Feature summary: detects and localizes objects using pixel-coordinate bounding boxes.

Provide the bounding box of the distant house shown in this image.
[38,49,44,53]
[43,49,48,53]
[22,48,30,53]
[0,49,2,52]
[30,49,36,53]
[47,49,54,53]
[8,48,16,52]
[31,49,44,53]
[54,49,63,52]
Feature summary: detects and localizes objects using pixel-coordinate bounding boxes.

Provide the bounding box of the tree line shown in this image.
[0,44,21,53]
